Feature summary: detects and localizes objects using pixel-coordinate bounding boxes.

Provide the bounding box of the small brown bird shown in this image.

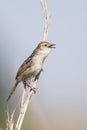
[7,41,55,101]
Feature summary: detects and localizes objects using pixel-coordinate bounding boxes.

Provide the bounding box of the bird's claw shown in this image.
[30,87,37,93]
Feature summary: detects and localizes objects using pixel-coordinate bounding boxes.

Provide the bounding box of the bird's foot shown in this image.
[23,80,37,93]
[30,87,37,93]
[23,81,31,89]
[26,81,31,88]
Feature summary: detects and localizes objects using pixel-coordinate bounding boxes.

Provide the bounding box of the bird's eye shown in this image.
[44,44,47,46]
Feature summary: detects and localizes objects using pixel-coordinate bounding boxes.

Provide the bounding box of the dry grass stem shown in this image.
[40,0,50,41]
[15,80,38,130]
[6,109,15,130]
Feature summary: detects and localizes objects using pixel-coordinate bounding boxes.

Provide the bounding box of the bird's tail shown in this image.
[6,81,18,102]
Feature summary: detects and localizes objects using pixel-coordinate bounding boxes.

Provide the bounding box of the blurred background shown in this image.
[0,0,87,130]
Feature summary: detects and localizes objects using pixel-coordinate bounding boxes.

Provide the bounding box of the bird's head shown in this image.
[36,41,56,56]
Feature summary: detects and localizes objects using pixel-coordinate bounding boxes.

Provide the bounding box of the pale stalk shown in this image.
[40,0,50,41]
[15,80,38,130]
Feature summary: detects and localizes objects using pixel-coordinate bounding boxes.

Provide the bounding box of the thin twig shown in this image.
[40,0,50,41]
[15,80,38,130]
[6,108,15,130]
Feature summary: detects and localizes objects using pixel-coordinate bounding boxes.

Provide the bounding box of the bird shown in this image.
[6,41,55,101]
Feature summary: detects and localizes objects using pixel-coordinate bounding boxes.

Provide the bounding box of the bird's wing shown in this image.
[15,59,32,79]
[15,50,36,79]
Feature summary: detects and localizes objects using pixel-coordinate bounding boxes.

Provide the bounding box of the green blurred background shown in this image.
[0,0,87,130]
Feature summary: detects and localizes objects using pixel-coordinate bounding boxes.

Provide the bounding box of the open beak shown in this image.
[50,44,56,48]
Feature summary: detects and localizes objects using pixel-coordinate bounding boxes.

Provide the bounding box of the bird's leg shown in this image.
[23,80,31,88]
[30,69,43,93]
[29,80,37,93]
[23,80,32,90]
[26,80,31,88]
[24,80,36,93]
[23,81,27,89]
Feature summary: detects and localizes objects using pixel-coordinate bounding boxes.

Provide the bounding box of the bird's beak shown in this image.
[49,44,56,48]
